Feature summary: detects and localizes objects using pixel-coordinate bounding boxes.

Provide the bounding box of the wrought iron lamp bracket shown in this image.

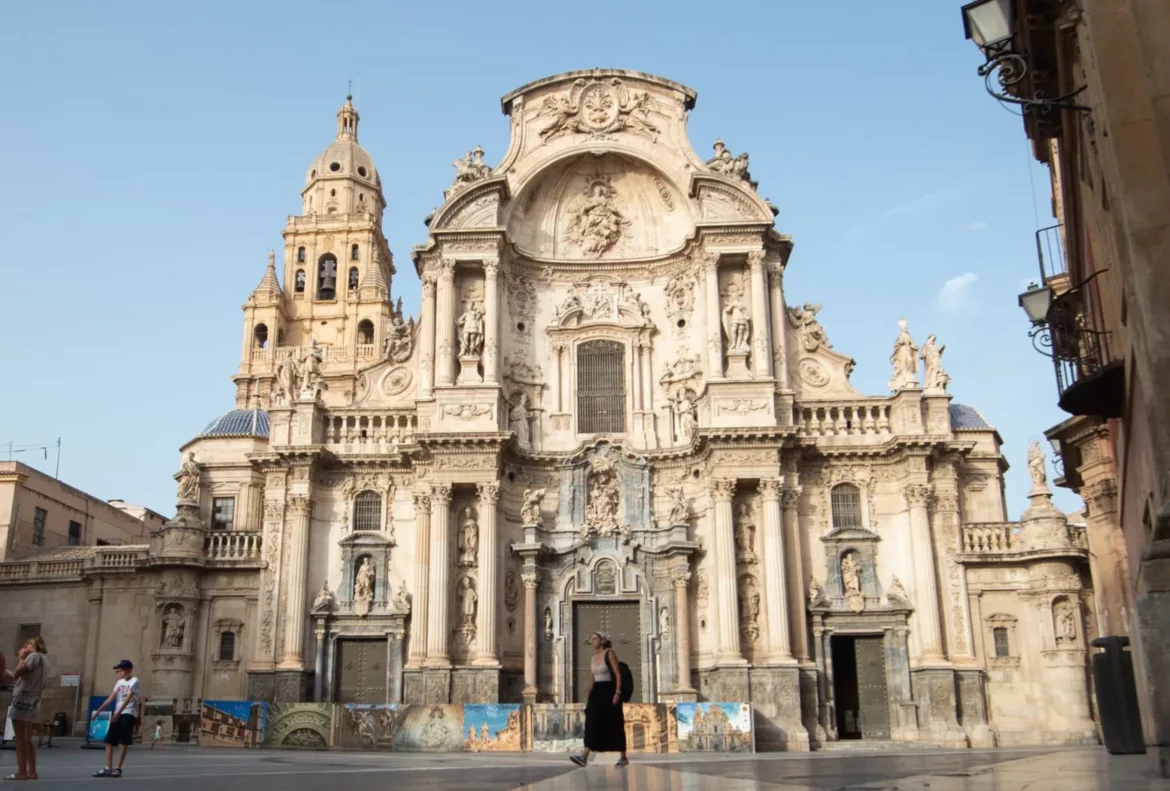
[979,50,1092,115]
[1027,322,1054,358]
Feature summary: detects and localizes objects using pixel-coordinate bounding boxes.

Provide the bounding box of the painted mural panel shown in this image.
[623,703,668,753]
[143,699,175,745]
[264,703,333,749]
[464,704,528,752]
[335,704,400,751]
[392,704,463,752]
[676,703,753,752]
[199,700,266,748]
[531,703,585,753]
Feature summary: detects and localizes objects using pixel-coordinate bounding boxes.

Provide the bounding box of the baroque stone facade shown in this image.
[0,71,1101,749]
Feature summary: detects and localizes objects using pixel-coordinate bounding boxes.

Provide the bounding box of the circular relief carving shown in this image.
[382,366,413,396]
[799,358,830,387]
[579,83,619,132]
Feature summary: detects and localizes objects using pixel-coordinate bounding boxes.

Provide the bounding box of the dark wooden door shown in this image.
[573,601,641,703]
[335,639,388,704]
[854,636,891,739]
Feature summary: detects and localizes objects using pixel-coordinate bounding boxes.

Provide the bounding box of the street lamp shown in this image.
[1019,282,1054,356]
[962,0,1014,55]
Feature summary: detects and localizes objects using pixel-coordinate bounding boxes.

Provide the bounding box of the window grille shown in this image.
[577,340,626,434]
[32,507,46,546]
[219,631,236,661]
[211,498,235,531]
[353,492,382,531]
[993,627,1011,658]
[830,484,863,529]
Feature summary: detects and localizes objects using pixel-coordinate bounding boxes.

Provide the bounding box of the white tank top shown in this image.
[591,653,612,682]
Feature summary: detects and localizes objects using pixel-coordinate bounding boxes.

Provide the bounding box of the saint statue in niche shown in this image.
[161,605,186,649]
[354,557,375,616]
[583,456,622,537]
[510,393,531,447]
[458,507,479,567]
[564,177,629,257]
[1056,602,1078,643]
[840,552,862,598]
[672,388,698,444]
[721,290,752,354]
[456,303,485,358]
[459,577,478,625]
[734,502,756,561]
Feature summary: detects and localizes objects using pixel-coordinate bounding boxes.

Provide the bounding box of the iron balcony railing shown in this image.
[1046,273,1124,418]
[1036,223,1067,282]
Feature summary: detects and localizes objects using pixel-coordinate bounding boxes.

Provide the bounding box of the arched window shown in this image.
[294,269,306,293]
[351,243,360,261]
[353,491,382,531]
[357,319,374,345]
[218,631,236,661]
[830,484,863,529]
[992,627,1010,658]
[253,324,268,349]
[317,254,337,300]
[577,340,625,434]
[297,246,305,263]
[348,267,360,290]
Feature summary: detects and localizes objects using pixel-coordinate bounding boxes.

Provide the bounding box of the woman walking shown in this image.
[570,632,628,768]
[6,636,49,781]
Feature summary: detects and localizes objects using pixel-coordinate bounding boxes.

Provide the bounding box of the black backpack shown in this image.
[618,659,634,703]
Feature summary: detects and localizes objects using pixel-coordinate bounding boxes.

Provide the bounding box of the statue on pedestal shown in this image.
[521,488,545,527]
[457,303,485,358]
[672,388,697,443]
[920,334,950,392]
[458,507,479,567]
[459,577,478,625]
[887,318,919,391]
[354,558,375,617]
[176,452,200,503]
[721,293,751,354]
[300,340,323,396]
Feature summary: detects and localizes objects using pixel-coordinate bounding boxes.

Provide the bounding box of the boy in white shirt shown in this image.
[91,660,141,778]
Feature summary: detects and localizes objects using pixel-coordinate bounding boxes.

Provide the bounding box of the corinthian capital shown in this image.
[904,483,932,508]
[431,482,453,504]
[440,258,456,280]
[711,479,737,501]
[477,482,500,504]
[759,478,783,500]
[412,492,431,512]
[521,571,540,589]
[483,259,500,278]
[288,495,311,516]
[747,250,766,271]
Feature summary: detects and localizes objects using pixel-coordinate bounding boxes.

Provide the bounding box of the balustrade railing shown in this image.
[326,412,418,447]
[205,531,263,561]
[792,402,891,437]
[961,523,1016,553]
[0,558,86,581]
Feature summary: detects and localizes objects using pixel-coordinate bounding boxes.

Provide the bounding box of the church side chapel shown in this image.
[0,70,1099,750]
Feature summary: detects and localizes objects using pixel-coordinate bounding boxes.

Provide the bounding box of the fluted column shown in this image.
[768,264,789,389]
[426,483,452,664]
[473,482,500,665]
[483,261,500,384]
[711,479,742,662]
[408,492,431,667]
[435,260,456,387]
[673,570,694,691]
[782,487,809,661]
[703,252,724,378]
[550,344,562,413]
[419,274,437,398]
[522,571,539,701]
[279,495,311,668]
[906,483,945,662]
[760,479,793,663]
[748,251,773,378]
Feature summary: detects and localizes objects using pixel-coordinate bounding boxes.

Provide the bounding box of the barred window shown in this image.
[993,627,1011,658]
[32,507,47,546]
[353,491,382,531]
[219,631,236,661]
[577,340,626,435]
[211,498,235,531]
[830,484,862,529]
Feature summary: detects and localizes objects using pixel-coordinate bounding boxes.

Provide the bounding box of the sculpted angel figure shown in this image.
[624,91,660,140]
[672,388,698,443]
[456,303,484,357]
[787,302,831,351]
[176,452,200,502]
[887,318,919,391]
[537,93,577,141]
[722,292,751,354]
[666,485,689,525]
[920,334,950,392]
[565,179,628,257]
[521,487,546,527]
[451,145,489,189]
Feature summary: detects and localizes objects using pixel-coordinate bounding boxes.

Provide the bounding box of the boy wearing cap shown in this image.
[92,660,140,778]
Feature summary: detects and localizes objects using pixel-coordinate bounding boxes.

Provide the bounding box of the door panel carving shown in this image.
[573,601,641,703]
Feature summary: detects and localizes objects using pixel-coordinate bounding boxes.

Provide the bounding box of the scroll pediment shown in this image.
[431,181,507,231]
[692,177,774,224]
[338,531,394,548]
[820,525,880,543]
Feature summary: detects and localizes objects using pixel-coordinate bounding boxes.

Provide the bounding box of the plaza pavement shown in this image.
[0,743,1167,789]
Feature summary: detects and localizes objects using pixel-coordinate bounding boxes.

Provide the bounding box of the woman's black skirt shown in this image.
[584,679,627,752]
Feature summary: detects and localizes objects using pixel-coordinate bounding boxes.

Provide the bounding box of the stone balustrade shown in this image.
[0,558,86,582]
[961,523,1016,554]
[792,401,892,437]
[92,545,151,569]
[325,411,417,449]
[205,531,263,562]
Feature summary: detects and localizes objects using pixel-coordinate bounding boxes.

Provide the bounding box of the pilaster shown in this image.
[407,491,431,667]
[473,482,500,666]
[483,260,500,384]
[748,251,773,379]
[435,259,456,387]
[711,479,745,665]
[905,483,945,664]
[425,483,452,665]
[419,273,437,399]
[759,478,794,664]
[278,494,312,670]
[672,570,695,694]
[702,252,724,378]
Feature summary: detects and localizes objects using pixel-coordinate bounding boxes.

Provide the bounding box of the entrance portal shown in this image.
[831,635,890,740]
[335,638,388,704]
[573,600,642,703]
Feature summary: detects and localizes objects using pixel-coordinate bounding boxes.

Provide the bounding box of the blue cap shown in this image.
[113,660,133,670]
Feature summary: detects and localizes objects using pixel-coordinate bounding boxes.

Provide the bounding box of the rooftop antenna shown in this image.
[348,78,353,99]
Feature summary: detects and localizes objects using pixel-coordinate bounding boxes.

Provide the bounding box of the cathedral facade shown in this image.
[0,70,1101,750]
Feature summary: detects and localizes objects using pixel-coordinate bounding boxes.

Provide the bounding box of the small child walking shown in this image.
[151,721,163,750]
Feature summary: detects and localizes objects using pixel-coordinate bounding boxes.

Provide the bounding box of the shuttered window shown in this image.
[993,627,1011,658]
[577,340,626,435]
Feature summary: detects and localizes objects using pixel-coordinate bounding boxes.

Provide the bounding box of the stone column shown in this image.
[760,479,793,663]
[711,479,742,662]
[408,492,431,667]
[640,341,654,413]
[435,260,456,387]
[550,344,562,414]
[192,598,211,701]
[473,482,500,665]
[906,484,945,662]
[932,486,975,662]
[313,623,326,701]
[768,264,789,390]
[426,483,452,664]
[630,341,642,411]
[782,487,809,661]
[673,571,694,692]
[748,251,773,378]
[419,274,437,399]
[522,571,539,703]
[279,495,312,668]
[483,260,500,385]
[703,252,724,378]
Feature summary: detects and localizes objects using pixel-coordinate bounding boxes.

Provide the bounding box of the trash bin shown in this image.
[1091,636,1146,755]
[51,713,68,738]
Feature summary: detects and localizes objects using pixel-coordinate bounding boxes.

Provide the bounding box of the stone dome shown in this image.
[302,96,382,194]
[199,408,270,439]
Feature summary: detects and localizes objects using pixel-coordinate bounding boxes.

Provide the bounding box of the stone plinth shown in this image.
[707,380,776,429]
[911,668,968,748]
[725,350,750,378]
[456,355,483,385]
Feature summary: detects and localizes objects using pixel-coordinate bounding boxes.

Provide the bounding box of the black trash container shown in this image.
[1091,636,1146,754]
[51,713,68,738]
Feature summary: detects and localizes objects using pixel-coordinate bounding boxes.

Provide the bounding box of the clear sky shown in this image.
[0,0,1076,519]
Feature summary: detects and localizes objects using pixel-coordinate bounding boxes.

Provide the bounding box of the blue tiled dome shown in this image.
[949,403,993,431]
[199,409,270,439]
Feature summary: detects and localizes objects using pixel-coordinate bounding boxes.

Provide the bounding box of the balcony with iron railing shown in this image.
[1045,274,1124,419]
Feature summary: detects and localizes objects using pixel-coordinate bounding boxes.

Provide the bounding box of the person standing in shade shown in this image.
[92,660,141,778]
[570,632,628,768]
[6,636,49,781]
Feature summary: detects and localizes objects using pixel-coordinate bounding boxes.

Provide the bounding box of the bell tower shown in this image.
[233,95,394,408]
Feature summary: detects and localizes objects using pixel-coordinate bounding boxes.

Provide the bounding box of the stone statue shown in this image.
[1027,440,1048,491]
[394,580,410,613]
[887,575,908,602]
[176,452,200,503]
[300,340,323,395]
[841,553,862,597]
[808,578,823,604]
[672,388,698,443]
[459,577,477,625]
[583,456,622,536]
[354,558,375,616]
[456,303,484,357]
[786,302,831,352]
[384,309,414,363]
[274,355,299,406]
[738,579,761,642]
[458,507,479,567]
[1057,603,1078,643]
[451,145,490,191]
[734,502,756,559]
[543,606,553,640]
[521,488,545,527]
[313,582,333,612]
[659,606,671,638]
[564,177,629,257]
[509,393,531,446]
[666,485,689,525]
[708,138,751,181]
[920,334,950,392]
[161,607,186,649]
[721,293,751,354]
[887,318,919,391]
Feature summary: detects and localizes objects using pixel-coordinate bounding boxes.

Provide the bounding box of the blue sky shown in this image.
[0,0,1075,518]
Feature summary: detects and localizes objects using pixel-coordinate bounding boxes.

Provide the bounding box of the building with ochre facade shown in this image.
[0,71,1101,750]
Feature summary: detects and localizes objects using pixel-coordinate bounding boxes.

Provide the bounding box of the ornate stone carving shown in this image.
[711,479,736,501]
[504,355,543,384]
[670,388,698,444]
[808,578,823,604]
[706,138,751,181]
[660,354,702,389]
[664,272,695,319]
[653,176,675,210]
[449,145,490,194]
[458,506,479,567]
[382,366,413,396]
[175,452,200,503]
[442,404,492,421]
[583,455,623,537]
[920,334,950,392]
[665,485,689,525]
[716,399,767,416]
[786,303,831,352]
[721,288,751,355]
[456,303,485,358]
[734,501,757,563]
[354,557,375,616]
[504,570,519,611]
[1054,599,1078,644]
[544,607,554,641]
[383,300,416,363]
[841,551,864,613]
[562,176,629,257]
[459,576,478,627]
[521,487,546,527]
[432,483,453,504]
[394,580,410,613]
[738,575,761,643]
[1027,440,1049,493]
[887,318,919,391]
[507,274,536,330]
[536,77,661,142]
[508,393,533,447]
[161,604,187,649]
[312,582,333,614]
[887,575,908,604]
[798,358,830,387]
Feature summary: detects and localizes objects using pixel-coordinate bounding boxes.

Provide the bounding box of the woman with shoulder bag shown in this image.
[7,636,49,781]
[570,632,628,768]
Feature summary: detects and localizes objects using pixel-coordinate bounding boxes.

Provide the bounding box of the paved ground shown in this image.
[0,743,1166,789]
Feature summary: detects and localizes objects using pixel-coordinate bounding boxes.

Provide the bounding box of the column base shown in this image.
[246,671,277,704]
[471,655,501,668]
[910,668,967,748]
[274,669,312,703]
[799,666,826,749]
[403,669,424,704]
[521,686,538,706]
[452,667,500,703]
[749,665,809,752]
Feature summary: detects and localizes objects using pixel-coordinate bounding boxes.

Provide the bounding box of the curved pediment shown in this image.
[691,175,775,225]
[430,179,508,231]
